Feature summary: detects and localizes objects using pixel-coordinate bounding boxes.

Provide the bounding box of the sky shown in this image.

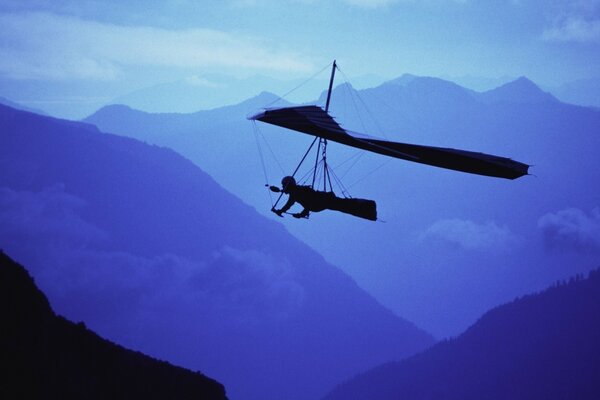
[2,0,600,356]
[1,0,600,118]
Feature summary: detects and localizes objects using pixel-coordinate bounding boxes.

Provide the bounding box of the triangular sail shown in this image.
[249,105,529,180]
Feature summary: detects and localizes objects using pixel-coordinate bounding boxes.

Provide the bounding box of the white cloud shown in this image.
[185,75,222,88]
[538,207,600,253]
[229,0,467,9]
[0,12,313,80]
[420,218,520,251]
[542,17,600,43]
[343,0,398,8]
[340,0,467,8]
[541,0,600,43]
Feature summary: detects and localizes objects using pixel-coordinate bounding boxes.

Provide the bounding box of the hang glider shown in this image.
[248,105,529,180]
[248,60,529,221]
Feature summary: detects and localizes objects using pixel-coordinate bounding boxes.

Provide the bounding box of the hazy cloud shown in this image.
[542,17,600,42]
[191,246,305,318]
[542,1,600,43]
[341,0,467,7]
[538,207,600,253]
[0,185,106,246]
[0,12,313,80]
[229,0,467,9]
[420,218,520,251]
[343,0,398,8]
[184,76,222,88]
[0,184,304,326]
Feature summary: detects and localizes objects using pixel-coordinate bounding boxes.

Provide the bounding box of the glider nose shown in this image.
[247,110,266,121]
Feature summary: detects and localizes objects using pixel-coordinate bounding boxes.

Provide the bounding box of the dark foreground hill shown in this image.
[0,251,227,400]
[0,104,434,400]
[324,268,600,400]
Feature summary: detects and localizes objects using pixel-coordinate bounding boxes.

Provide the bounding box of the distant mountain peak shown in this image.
[238,90,290,113]
[317,82,357,104]
[102,103,135,112]
[386,73,420,87]
[513,75,536,85]
[383,74,474,97]
[480,76,558,104]
[254,90,281,103]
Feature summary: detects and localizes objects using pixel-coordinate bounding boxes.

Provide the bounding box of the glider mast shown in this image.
[325,60,337,113]
[314,60,337,192]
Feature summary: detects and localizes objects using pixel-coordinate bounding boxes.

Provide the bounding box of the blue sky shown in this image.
[2,1,600,340]
[1,0,599,86]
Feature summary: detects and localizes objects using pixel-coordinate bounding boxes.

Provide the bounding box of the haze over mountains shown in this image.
[324,268,600,400]
[3,71,600,399]
[0,72,384,120]
[2,70,599,120]
[0,251,227,400]
[0,103,433,400]
[86,75,600,337]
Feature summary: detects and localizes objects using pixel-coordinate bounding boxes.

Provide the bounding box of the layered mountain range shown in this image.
[85,75,600,337]
[0,103,433,400]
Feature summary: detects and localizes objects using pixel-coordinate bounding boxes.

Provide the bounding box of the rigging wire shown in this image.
[329,164,352,198]
[252,121,274,208]
[336,65,389,140]
[251,60,338,211]
[253,61,394,211]
[258,130,286,175]
[263,62,333,108]
[270,136,320,210]
[341,77,370,138]
[345,159,391,191]
[336,151,366,181]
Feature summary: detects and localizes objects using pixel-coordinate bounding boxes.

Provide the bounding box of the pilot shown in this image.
[273,176,336,218]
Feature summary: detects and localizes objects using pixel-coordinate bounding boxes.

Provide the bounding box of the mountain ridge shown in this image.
[478,76,558,104]
[0,103,434,400]
[324,268,600,399]
[82,73,600,340]
[0,250,227,400]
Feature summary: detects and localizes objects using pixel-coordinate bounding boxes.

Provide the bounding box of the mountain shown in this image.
[442,74,516,92]
[85,91,285,143]
[548,77,600,109]
[384,73,419,87]
[84,74,600,339]
[109,75,291,114]
[0,250,227,399]
[0,95,47,115]
[324,268,600,400]
[478,76,558,104]
[0,103,434,400]
[108,73,387,114]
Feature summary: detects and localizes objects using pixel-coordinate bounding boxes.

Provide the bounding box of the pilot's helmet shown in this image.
[281,176,296,190]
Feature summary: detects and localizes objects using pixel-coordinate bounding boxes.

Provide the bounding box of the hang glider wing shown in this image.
[248,105,529,180]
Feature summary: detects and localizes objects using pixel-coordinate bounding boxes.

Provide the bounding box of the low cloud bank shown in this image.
[538,207,600,253]
[420,218,520,252]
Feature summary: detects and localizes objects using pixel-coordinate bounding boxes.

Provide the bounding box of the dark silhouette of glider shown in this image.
[249,61,529,221]
[270,176,377,221]
[250,105,528,180]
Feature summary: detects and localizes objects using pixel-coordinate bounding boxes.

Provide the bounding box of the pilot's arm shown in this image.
[275,195,295,216]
